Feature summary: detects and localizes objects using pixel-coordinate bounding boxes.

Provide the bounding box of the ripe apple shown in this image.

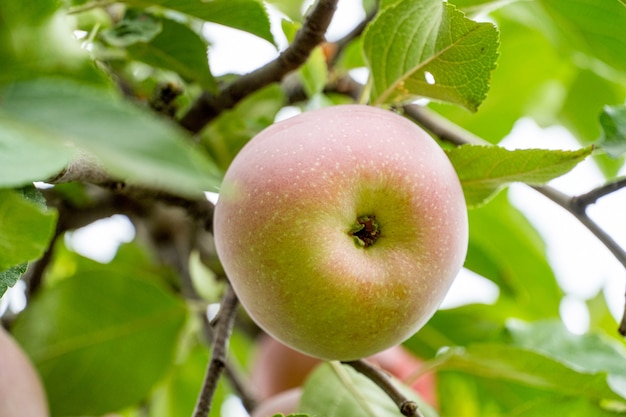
[214,104,468,360]
[0,327,50,417]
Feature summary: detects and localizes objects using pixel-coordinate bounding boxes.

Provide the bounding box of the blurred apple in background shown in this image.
[251,333,437,407]
[0,327,49,417]
[250,388,302,417]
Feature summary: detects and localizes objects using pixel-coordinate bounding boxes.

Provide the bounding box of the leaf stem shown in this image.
[179,0,339,133]
[192,284,239,417]
[343,359,424,417]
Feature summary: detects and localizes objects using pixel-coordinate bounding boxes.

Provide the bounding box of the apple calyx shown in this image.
[350,215,380,248]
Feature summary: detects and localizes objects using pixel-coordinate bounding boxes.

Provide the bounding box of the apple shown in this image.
[214,104,468,361]
[0,327,50,417]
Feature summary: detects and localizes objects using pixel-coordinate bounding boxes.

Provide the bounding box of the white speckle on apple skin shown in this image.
[214,105,468,361]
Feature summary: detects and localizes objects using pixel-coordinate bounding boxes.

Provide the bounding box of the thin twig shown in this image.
[179,0,339,133]
[344,359,424,417]
[573,177,626,208]
[402,104,488,146]
[531,186,626,271]
[46,157,215,232]
[193,284,239,417]
[195,311,258,412]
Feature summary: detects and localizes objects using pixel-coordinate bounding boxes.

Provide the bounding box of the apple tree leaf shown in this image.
[100,9,163,47]
[0,79,222,197]
[0,119,73,188]
[201,84,285,172]
[465,192,562,315]
[506,319,626,393]
[446,145,593,207]
[538,0,626,74]
[0,263,28,301]
[433,343,626,403]
[11,264,187,416]
[426,5,572,144]
[437,370,625,417]
[363,0,499,110]
[128,16,216,91]
[299,362,439,417]
[0,188,57,277]
[101,10,217,91]
[597,104,626,158]
[299,46,328,98]
[123,0,275,44]
[447,0,513,15]
[0,0,108,86]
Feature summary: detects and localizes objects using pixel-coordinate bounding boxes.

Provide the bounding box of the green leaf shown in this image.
[201,84,286,171]
[465,192,562,317]
[298,46,328,98]
[434,344,626,403]
[266,0,307,21]
[508,396,626,417]
[363,0,499,110]
[11,269,187,416]
[150,340,227,417]
[587,292,622,338]
[0,119,73,188]
[437,370,624,417]
[0,0,108,86]
[446,145,592,206]
[428,5,572,143]
[506,320,626,393]
[124,0,274,44]
[100,9,162,47]
[0,79,222,196]
[598,105,626,158]
[448,0,515,15]
[557,70,626,177]
[299,362,439,417]
[538,0,626,74]
[0,263,27,300]
[0,189,57,272]
[126,17,217,91]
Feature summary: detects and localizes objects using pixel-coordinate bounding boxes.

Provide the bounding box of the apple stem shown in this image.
[344,359,425,417]
[350,215,380,248]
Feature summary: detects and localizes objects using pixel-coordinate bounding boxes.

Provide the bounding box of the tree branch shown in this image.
[47,157,215,233]
[193,284,239,417]
[572,176,626,208]
[179,0,339,133]
[343,359,424,417]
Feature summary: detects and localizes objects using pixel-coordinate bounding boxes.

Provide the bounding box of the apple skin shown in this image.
[214,104,467,361]
[0,327,50,417]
